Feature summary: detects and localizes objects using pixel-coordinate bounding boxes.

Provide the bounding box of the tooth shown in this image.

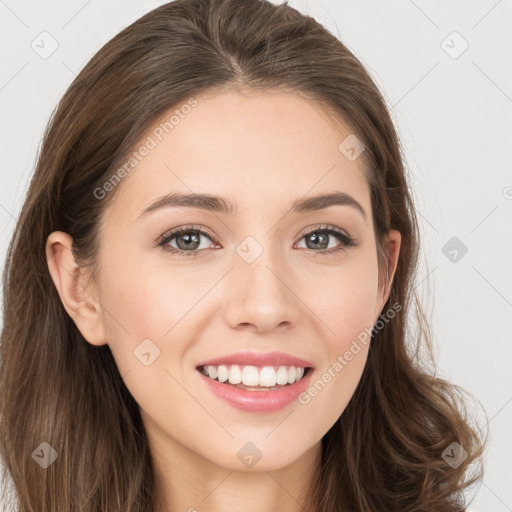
[228,365,242,384]
[259,366,277,387]
[242,365,260,386]
[203,364,307,386]
[207,365,217,379]
[217,365,229,383]
[276,366,289,385]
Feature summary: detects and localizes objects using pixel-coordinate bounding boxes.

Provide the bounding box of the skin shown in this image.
[46,87,400,512]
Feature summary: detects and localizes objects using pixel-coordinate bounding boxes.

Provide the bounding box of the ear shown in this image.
[45,231,107,346]
[373,229,401,321]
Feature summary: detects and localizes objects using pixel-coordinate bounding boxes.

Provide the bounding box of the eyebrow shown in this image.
[136,191,366,221]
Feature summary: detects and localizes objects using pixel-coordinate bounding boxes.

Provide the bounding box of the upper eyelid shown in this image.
[157,224,216,244]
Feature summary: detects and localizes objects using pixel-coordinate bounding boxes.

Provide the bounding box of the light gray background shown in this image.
[1,1,511,510]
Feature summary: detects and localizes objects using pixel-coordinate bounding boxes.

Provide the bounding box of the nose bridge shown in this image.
[224,234,299,332]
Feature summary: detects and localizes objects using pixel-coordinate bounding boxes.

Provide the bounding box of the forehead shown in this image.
[104,88,371,222]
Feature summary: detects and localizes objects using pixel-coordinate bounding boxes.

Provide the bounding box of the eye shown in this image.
[157,225,219,258]
[157,223,357,258]
[295,225,357,255]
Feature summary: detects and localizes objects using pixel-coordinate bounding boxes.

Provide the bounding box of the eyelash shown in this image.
[156,224,357,258]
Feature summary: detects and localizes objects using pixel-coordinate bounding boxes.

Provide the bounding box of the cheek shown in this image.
[297,284,376,429]
[97,264,201,424]
[97,254,225,396]
[297,256,377,410]
[101,244,205,328]
[306,255,379,346]
[97,257,188,368]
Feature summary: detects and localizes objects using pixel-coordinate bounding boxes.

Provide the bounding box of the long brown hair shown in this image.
[0,0,486,510]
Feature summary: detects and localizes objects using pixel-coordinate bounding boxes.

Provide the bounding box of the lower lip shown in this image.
[197,368,314,413]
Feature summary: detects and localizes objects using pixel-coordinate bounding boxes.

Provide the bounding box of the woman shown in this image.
[0,0,485,510]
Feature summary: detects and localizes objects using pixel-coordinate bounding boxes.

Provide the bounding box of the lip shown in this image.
[196,351,314,369]
[197,366,314,413]
[196,351,315,413]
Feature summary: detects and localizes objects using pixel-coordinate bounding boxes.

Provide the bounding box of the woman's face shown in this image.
[62,88,400,472]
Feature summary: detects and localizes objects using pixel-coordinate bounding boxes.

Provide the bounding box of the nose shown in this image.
[223,251,300,334]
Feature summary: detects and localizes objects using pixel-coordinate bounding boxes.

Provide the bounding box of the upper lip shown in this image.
[196,351,314,369]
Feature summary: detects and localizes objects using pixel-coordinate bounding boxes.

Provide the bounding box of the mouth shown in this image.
[196,364,313,391]
[194,351,315,412]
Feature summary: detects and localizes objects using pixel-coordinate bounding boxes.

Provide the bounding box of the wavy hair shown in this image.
[0,0,486,510]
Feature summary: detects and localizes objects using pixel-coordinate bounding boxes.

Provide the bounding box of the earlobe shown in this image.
[45,231,107,346]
